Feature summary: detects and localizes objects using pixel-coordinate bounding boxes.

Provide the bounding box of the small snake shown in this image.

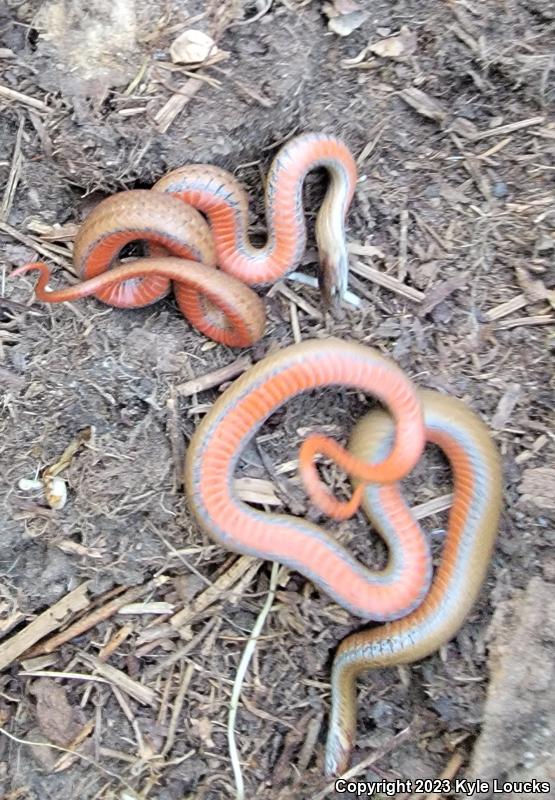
[11,255,266,348]
[153,131,357,304]
[325,389,502,775]
[184,340,502,774]
[185,338,430,620]
[15,133,356,341]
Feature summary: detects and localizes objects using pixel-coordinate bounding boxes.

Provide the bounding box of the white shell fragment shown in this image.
[170,30,219,65]
[18,474,67,509]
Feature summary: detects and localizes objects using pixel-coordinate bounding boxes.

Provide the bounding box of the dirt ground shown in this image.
[1,1,554,799]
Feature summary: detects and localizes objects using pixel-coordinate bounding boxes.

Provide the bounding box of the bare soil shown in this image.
[0,1,554,799]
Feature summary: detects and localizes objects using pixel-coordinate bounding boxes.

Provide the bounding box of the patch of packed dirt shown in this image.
[0,1,554,798]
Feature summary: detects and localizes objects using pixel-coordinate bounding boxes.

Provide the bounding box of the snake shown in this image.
[185,338,430,620]
[183,339,502,775]
[325,388,503,775]
[12,192,266,347]
[153,131,357,305]
[13,133,357,345]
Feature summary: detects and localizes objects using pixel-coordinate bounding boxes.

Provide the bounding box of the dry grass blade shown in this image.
[162,662,195,756]
[1,220,74,271]
[228,561,280,800]
[1,117,24,222]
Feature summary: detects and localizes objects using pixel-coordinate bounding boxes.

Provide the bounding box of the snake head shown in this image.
[324,726,353,777]
[318,247,349,309]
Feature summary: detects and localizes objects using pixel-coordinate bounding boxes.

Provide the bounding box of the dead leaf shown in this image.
[418,273,469,316]
[515,266,555,309]
[191,716,215,747]
[369,26,417,58]
[491,383,521,430]
[399,87,448,123]
[170,29,220,65]
[30,679,85,747]
[439,184,472,204]
[323,0,369,36]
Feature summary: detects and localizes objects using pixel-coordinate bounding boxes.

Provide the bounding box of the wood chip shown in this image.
[176,356,252,396]
[235,477,281,506]
[80,652,157,706]
[0,583,91,671]
[418,273,468,316]
[24,577,168,658]
[496,314,554,330]
[399,87,448,123]
[491,383,521,430]
[153,76,205,134]
[351,260,425,302]
[485,294,528,322]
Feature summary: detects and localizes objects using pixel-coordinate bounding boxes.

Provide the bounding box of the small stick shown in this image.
[154,76,205,134]
[145,616,219,680]
[271,281,324,319]
[176,356,252,396]
[53,719,96,772]
[472,116,545,141]
[0,84,50,111]
[351,261,424,302]
[1,117,24,221]
[80,652,157,706]
[98,624,134,661]
[290,300,302,344]
[170,556,260,631]
[0,582,91,671]
[398,209,409,281]
[24,577,168,658]
[420,752,465,800]
[162,662,195,756]
[484,294,528,322]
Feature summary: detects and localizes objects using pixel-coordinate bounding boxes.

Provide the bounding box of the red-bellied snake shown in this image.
[324,389,502,775]
[183,340,502,776]
[185,338,430,620]
[12,192,266,347]
[154,132,357,305]
[13,133,357,344]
